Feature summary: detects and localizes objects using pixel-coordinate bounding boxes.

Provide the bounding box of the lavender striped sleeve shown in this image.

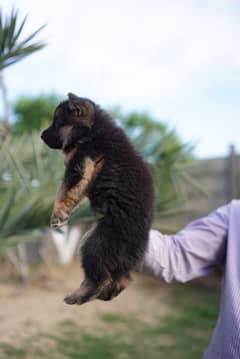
[141,203,229,283]
[140,200,240,358]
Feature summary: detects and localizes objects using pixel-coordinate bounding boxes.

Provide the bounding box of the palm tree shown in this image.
[0,7,46,137]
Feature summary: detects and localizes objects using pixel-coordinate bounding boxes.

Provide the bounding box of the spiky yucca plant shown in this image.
[0,133,93,253]
[113,109,194,215]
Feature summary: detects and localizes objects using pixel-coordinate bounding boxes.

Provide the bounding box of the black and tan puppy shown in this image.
[41,93,155,304]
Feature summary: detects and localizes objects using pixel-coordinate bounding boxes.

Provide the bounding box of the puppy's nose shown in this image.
[40,131,46,140]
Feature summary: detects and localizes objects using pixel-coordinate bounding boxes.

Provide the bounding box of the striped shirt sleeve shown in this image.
[140,203,230,283]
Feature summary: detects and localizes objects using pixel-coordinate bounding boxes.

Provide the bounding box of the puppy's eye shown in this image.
[70,109,82,117]
[55,118,66,127]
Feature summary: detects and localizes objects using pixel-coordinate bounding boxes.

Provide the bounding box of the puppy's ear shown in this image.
[67,93,95,128]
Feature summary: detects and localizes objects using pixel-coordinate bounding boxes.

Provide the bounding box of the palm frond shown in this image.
[0,7,46,71]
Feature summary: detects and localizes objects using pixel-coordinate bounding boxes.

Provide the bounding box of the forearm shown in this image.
[51,179,86,226]
[140,203,230,283]
[51,158,95,227]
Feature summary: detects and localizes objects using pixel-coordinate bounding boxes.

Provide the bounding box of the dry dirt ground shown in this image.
[0,263,171,344]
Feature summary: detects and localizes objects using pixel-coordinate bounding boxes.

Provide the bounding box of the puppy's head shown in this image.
[41,93,96,150]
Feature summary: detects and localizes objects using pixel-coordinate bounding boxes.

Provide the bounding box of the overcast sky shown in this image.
[2,0,240,158]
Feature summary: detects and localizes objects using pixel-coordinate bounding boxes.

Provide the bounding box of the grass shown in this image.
[0,283,220,359]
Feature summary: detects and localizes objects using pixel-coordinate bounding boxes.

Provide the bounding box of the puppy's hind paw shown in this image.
[64,294,78,305]
[64,280,97,306]
[64,291,94,305]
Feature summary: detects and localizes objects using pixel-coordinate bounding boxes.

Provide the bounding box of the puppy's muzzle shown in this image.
[41,128,62,149]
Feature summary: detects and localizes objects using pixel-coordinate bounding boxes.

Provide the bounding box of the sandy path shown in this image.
[0,263,170,343]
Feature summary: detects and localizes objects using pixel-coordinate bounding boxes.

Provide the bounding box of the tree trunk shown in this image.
[0,71,11,139]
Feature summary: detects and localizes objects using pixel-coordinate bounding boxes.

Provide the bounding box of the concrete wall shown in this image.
[157,146,240,230]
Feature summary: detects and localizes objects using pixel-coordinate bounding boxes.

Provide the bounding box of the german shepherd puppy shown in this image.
[41,93,154,304]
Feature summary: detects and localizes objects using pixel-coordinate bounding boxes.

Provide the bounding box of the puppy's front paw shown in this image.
[51,211,69,229]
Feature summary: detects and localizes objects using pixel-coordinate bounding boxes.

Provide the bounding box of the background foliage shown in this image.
[0,94,193,252]
[13,94,61,135]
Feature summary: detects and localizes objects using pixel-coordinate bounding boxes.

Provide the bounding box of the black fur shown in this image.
[41,94,155,291]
